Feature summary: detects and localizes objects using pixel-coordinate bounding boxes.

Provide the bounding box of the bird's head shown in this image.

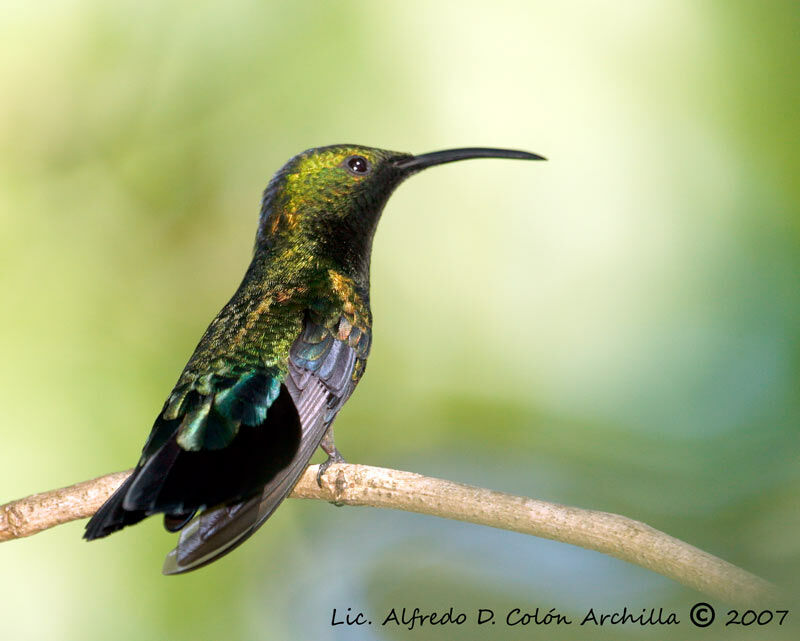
[256,144,544,281]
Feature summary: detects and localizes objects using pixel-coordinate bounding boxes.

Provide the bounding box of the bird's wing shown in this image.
[83,363,300,541]
[160,314,370,574]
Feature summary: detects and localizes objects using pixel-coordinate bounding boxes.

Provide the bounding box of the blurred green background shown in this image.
[1,1,798,639]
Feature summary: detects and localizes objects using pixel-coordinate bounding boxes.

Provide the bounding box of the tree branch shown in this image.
[0,464,778,604]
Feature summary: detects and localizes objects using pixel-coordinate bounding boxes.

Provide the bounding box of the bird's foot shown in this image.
[316,448,345,488]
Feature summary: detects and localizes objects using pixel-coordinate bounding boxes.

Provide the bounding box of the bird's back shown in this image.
[85,256,372,572]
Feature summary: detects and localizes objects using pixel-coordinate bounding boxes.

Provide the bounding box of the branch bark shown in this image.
[0,463,778,605]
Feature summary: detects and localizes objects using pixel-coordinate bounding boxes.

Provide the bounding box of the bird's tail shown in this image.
[83,474,147,540]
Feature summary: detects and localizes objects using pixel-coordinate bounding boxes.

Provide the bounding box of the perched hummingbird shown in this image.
[84,145,544,574]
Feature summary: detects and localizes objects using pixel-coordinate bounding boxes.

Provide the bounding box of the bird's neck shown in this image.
[254,236,373,297]
[256,208,378,293]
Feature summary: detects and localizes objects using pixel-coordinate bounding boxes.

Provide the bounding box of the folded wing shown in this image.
[160,315,369,574]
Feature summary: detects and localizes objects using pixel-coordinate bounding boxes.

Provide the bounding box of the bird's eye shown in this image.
[345,155,370,175]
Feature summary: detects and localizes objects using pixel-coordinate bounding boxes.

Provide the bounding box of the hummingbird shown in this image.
[84,144,545,574]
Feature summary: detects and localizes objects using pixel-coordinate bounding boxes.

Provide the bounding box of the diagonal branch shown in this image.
[0,464,778,604]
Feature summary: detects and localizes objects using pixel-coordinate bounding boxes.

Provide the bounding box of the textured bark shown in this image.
[0,463,778,605]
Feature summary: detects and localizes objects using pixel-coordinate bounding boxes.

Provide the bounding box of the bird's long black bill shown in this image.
[394,147,546,171]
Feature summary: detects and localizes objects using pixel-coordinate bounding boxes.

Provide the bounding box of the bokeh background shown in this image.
[1,1,798,640]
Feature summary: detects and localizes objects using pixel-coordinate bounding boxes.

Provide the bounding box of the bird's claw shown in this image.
[316,450,345,488]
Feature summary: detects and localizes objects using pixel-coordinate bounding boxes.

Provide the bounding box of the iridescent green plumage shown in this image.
[142,146,392,457]
[84,144,544,573]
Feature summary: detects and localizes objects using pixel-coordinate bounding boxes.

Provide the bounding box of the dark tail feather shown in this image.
[83,474,147,540]
[163,510,198,532]
[160,441,318,574]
